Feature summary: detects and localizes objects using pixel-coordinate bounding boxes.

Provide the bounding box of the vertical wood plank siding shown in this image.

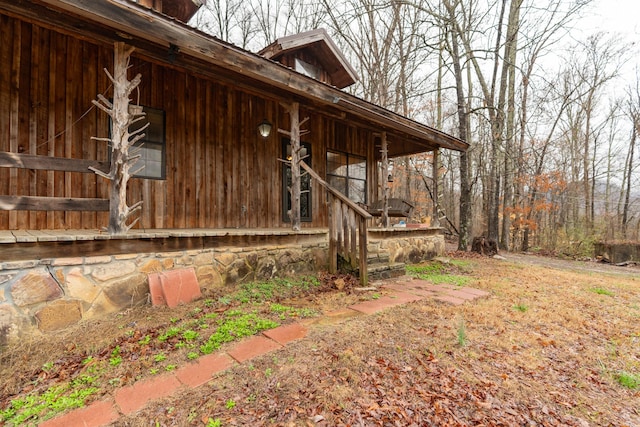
[0,13,379,230]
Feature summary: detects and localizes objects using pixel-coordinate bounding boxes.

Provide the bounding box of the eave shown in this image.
[4,0,468,154]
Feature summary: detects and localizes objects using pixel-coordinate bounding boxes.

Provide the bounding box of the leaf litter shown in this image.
[2,255,640,426]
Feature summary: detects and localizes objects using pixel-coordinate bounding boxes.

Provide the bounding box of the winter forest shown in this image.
[190,0,640,256]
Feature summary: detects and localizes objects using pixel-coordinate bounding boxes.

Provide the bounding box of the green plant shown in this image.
[158,326,182,342]
[264,367,273,377]
[165,364,177,372]
[182,330,199,341]
[187,352,199,360]
[616,371,639,389]
[590,287,614,296]
[42,361,54,371]
[206,418,222,427]
[457,319,467,347]
[200,312,278,354]
[225,399,236,409]
[149,368,159,375]
[109,346,122,367]
[138,335,151,346]
[371,293,381,300]
[154,353,167,363]
[513,304,529,312]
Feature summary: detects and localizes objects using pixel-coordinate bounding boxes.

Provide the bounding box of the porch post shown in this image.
[431,148,440,227]
[380,132,390,228]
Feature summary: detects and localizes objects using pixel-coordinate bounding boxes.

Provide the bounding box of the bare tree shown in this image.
[91,43,147,234]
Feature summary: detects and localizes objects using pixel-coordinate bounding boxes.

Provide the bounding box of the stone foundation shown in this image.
[0,242,328,345]
[368,227,445,264]
[0,227,444,345]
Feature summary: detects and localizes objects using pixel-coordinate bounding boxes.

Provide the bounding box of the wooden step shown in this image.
[367,262,406,281]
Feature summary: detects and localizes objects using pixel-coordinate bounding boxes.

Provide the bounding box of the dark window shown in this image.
[282,139,312,222]
[326,150,367,204]
[110,106,166,179]
[129,106,166,179]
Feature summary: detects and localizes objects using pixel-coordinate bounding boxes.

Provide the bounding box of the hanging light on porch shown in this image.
[257,119,272,138]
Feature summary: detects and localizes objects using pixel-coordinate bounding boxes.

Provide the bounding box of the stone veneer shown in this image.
[0,228,444,345]
[0,242,328,345]
[368,227,445,264]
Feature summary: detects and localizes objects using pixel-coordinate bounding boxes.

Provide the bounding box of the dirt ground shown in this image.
[2,253,639,426]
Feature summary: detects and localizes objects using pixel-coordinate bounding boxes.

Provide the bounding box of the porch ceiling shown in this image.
[6,0,468,155]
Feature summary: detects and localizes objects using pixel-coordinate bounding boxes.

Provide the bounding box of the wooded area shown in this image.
[193,0,640,255]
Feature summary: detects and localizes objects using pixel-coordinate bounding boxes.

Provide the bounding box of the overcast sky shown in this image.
[578,0,639,87]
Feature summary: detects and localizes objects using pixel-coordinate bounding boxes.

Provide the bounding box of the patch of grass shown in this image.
[615,371,639,389]
[616,371,640,390]
[406,264,444,275]
[233,276,320,303]
[590,287,614,296]
[269,303,317,319]
[0,383,98,425]
[200,312,279,355]
[406,263,472,287]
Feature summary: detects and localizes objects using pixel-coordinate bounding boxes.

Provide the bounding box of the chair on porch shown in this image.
[364,198,414,219]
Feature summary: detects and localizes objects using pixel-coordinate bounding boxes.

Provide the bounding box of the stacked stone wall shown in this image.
[0,243,328,345]
[368,231,445,265]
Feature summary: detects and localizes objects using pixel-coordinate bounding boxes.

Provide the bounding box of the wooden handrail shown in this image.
[300,161,371,285]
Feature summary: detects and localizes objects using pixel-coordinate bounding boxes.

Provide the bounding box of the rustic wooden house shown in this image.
[0,0,467,338]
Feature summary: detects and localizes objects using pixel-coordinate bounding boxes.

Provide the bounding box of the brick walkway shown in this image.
[39,279,489,427]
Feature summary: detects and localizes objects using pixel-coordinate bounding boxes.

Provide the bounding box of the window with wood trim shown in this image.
[129,106,166,179]
[326,150,367,204]
[282,139,312,222]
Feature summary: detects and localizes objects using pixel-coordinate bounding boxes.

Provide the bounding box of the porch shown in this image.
[0,226,444,340]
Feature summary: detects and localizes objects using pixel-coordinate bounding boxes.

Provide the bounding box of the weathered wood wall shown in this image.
[0,12,378,231]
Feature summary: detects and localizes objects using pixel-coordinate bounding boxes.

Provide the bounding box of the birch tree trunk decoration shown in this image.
[279,102,309,232]
[90,42,147,234]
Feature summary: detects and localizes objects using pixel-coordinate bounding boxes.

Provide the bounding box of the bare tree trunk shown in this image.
[443,0,471,250]
[91,42,146,234]
[622,116,637,237]
[280,102,302,231]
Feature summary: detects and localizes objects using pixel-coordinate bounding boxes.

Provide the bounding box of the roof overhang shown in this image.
[4,0,468,154]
